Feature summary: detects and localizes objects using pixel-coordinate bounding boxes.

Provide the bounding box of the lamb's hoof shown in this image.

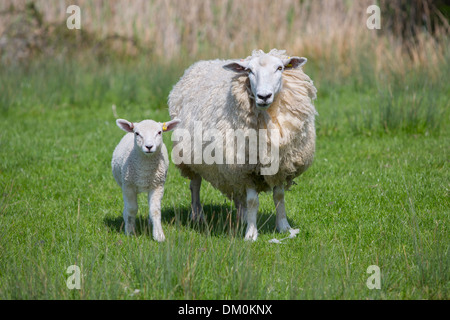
[244,225,258,241]
[276,218,291,233]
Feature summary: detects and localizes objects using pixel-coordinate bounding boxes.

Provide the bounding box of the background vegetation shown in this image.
[0,0,448,299]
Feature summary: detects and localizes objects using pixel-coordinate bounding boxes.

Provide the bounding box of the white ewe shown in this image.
[168,49,317,241]
[112,118,180,242]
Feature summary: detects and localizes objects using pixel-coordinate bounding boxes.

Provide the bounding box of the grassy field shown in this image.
[0,55,448,300]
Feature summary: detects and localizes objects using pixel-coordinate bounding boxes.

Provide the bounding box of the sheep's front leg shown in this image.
[122,187,138,235]
[273,185,291,232]
[190,174,204,222]
[244,188,259,241]
[148,186,165,242]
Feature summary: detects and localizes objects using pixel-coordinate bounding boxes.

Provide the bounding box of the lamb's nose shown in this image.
[257,93,272,101]
[145,144,153,151]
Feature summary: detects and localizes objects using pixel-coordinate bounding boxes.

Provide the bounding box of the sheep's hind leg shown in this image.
[122,187,138,235]
[234,196,246,223]
[244,188,259,241]
[190,174,204,222]
[148,186,165,242]
[273,185,291,232]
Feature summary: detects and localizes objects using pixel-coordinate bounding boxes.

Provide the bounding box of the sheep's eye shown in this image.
[277,66,283,71]
[135,132,140,137]
[158,131,162,135]
[247,68,254,75]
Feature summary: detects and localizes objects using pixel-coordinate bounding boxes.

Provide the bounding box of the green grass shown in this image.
[0,58,448,299]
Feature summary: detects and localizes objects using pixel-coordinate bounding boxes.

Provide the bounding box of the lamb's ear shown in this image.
[162,118,181,132]
[283,56,307,70]
[223,60,249,73]
[116,119,134,133]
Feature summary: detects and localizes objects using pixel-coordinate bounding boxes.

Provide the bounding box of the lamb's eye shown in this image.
[247,69,254,75]
[135,132,140,137]
[277,66,283,71]
[158,131,162,135]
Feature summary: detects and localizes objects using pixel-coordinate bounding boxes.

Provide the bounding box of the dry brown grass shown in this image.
[1,0,448,79]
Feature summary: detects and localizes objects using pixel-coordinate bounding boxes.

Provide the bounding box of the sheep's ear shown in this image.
[116,119,134,133]
[223,60,249,73]
[162,118,181,132]
[283,56,307,70]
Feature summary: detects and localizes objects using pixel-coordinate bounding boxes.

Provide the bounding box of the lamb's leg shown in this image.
[122,187,138,235]
[148,186,165,242]
[190,174,204,222]
[273,185,291,232]
[244,188,259,241]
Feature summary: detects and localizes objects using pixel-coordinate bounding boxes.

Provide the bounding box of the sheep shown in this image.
[168,49,317,241]
[112,117,180,242]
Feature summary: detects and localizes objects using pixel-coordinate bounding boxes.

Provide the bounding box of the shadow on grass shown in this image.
[104,203,286,238]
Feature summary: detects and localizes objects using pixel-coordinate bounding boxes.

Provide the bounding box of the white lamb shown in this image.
[168,49,317,241]
[112,118,180,242]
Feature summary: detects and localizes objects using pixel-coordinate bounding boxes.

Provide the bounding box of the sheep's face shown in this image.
[224,53,307,109]
[116,118,181,155]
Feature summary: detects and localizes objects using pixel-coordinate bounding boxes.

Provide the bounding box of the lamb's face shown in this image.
[116,118,181,155]
[224,53,307,109]
[133,120,164,155]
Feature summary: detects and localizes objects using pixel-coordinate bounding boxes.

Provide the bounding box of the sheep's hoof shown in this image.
[276,218,291,233]
[244,225,258,241]
[190,207,205,223]
[191,214,206,225]
[124,225,136,236]
[153,231,166,242]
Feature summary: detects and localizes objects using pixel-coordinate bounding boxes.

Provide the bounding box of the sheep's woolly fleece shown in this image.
[168,49,317,200]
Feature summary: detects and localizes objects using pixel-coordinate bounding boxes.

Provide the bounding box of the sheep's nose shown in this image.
[145,144,154,151]
[257,93,272,101]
